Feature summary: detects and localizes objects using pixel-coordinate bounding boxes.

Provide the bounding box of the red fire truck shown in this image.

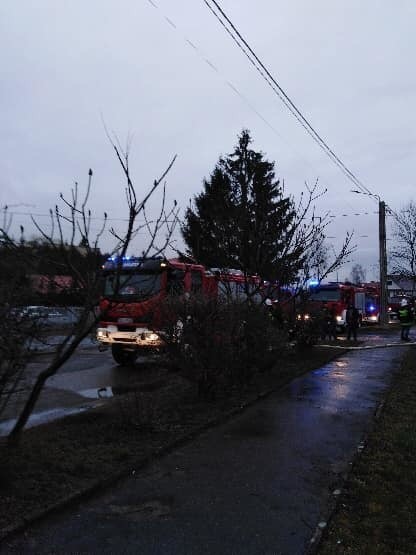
[362,283,380,324]
[355,282,414,324]
[97,256,261,364]
[305,282,366,330]
[362,283,403,324]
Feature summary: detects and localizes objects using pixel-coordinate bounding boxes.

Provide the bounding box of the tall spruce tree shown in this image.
[182,130,303,282]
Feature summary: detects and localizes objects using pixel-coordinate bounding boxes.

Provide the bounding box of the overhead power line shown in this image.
[202,0,376,200]
[1,209,177,224]
[145,0,350,199]
[145,0,396,225]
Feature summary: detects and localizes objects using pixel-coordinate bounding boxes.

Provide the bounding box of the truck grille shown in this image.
[114,337,136,343]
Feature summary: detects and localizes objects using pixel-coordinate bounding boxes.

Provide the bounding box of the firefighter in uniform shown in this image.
[345,303,360,342]
[398,299,413,341]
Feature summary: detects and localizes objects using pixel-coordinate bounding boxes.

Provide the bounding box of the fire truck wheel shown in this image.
[111,344,138,366]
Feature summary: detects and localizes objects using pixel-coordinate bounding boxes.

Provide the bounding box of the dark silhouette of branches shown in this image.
[390,201,416,284]
[2,141,177,442]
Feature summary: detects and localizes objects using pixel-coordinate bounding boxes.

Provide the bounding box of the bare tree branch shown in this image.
[5,141,177,442]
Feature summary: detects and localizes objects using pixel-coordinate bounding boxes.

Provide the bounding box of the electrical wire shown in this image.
[144,0,350,201]
[202,0,376,200]
[0,209,177,223]
[146,0,397,223]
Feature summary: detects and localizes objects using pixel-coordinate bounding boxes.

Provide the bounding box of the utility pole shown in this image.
[351,190,389,325]
[379,200,388,325]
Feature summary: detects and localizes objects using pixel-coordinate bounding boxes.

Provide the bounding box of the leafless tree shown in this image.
[350,263,366,285]
[281,180,355,286]
[0,210,41,419]
[1,141,179,442]
[261,180,355,309]
[390,201,416,288]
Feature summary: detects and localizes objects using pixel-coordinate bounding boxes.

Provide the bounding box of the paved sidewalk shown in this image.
[2,334,407,554]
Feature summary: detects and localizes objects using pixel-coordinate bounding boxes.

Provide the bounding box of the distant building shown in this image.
[387,275,416,298]
[29,274,73,294]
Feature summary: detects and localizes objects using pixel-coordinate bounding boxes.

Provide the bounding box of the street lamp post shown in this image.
[351,191,388,325]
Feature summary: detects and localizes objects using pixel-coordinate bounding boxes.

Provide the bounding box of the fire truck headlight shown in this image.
[297,313,309,321]
[336,316,342,322]
[97,329,108,338]
[148,333,159,342]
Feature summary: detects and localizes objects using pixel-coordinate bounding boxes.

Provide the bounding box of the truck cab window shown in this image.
[191,270,202,293]
[167,269,185,295]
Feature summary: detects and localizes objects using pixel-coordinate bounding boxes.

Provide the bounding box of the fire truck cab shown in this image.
[307,282,366,330]
[97,256,212,365]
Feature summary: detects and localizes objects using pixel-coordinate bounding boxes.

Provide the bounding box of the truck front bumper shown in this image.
[96,327,165,348]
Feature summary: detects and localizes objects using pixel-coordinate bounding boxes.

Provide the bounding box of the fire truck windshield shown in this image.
[309,289,341,302]
[103,272,162,300]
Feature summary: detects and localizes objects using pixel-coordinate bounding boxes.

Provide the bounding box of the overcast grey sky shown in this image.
[1,1,415,280]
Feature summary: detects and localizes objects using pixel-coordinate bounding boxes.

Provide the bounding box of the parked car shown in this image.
[19,306,50,319]
[17,306,67,325]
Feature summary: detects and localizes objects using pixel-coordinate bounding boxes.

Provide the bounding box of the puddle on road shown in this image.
[0,406,91,436]
[335,360,348,368]
[78,387,114,399]
[77,380,166,399]
[312,360,349,378]
[0,383,155,436]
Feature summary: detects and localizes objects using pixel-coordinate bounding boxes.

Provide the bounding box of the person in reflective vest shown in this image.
[398,299,413,341]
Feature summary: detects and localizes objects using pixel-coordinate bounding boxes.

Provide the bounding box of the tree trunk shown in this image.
[8,327,92,443]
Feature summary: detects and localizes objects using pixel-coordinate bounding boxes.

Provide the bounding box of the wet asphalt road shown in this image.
[1,330,409,554]
[0,347,167,435]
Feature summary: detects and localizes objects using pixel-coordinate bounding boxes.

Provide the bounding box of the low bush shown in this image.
[161,295,288,399]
